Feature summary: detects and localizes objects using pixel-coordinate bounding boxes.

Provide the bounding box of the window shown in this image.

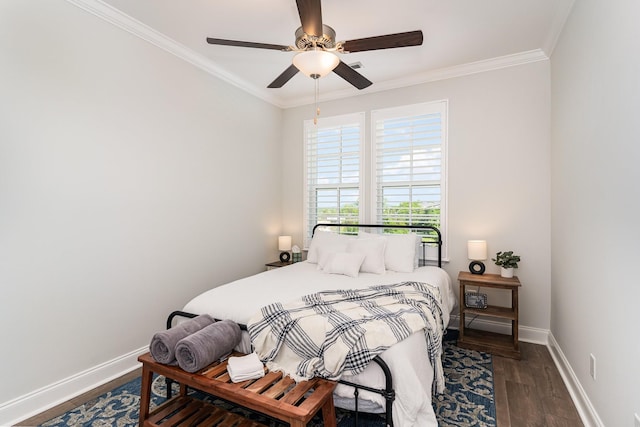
[371,102,446,226]
[371,101,447,259]
[303,112,365,247]
[303,101,447,259]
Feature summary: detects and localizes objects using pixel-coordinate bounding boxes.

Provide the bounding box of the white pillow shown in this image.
[347,238,386,274]
[359,231,420,273]
[306,230,354,264]
[385,233,421,272]
[315,246,336,270]
[321,252,366,278]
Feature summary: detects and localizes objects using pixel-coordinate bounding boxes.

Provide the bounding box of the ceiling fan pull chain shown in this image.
[314,78,320,125]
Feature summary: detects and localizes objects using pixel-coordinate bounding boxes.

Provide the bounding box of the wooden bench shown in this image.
[138,352,337,427]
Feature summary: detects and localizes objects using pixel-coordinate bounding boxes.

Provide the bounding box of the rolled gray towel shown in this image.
[149,314,216,365]
[175,319,242,373]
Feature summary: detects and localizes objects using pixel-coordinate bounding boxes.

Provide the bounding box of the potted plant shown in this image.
[492,251,521,278]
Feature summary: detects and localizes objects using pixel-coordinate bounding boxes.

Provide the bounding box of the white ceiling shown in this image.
[79,0,574,108]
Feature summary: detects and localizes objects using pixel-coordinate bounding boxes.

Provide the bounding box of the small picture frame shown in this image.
[464,292,488,309]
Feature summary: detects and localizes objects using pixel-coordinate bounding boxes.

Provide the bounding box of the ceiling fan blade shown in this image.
[296,0,323,37]
[267,64,300,88]
[333,61,372,90]
[342,30,423,53]
[206,37,290,51]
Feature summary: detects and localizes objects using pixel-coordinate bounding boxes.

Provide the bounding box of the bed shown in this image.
[170,224,457,427]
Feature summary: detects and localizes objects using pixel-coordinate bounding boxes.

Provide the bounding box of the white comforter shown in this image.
[182,261,457,427]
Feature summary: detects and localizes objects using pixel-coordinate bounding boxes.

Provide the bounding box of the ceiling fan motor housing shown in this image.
[295,25,336,50]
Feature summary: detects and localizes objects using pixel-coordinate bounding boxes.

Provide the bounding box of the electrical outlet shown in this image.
[589,354,596,380]
[634,413,640,427]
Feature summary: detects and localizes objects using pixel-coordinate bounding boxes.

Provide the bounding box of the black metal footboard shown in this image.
[165,310,395,427]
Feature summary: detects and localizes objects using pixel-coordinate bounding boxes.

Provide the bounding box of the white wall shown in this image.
[0,0,282,419]
[550,1,640,425]
[282,61,551,332]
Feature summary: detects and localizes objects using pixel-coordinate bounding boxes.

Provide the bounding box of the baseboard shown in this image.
[547,333,604,427]
[448,314,549,344]
[0,346,147,426]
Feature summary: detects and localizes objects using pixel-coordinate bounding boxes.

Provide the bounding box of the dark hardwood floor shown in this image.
[17,341,583,426]
[494,342,583,427]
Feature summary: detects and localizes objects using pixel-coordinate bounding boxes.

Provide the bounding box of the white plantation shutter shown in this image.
[302,104,447,257]
[304,113,365,247]
[371,101,448,259]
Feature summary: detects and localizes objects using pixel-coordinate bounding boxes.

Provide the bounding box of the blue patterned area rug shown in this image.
[38,340,495,427]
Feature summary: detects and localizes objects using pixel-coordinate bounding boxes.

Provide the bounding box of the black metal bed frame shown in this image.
[311,223,442,269]
[165,223,442,427]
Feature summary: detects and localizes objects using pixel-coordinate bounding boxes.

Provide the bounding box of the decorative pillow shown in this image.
[384,233,421,272]
[316,246,337,270]
[321,252,366,278]
[359,231,420,273]
[306,230,354,264]
[346,238,386,274]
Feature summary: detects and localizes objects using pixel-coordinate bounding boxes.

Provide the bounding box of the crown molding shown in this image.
[66,0,551,110]
[282,49,550,108]
[65,0,285,107]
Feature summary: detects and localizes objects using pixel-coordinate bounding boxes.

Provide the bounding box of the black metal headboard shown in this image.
[311,223,443,268]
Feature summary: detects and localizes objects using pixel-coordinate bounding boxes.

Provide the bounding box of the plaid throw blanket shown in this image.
[248,281,445,393]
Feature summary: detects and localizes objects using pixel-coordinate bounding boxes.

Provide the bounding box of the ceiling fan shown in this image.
[206,0,423,90]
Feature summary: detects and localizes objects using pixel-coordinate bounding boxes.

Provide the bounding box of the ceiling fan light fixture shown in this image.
[292,49,339,79]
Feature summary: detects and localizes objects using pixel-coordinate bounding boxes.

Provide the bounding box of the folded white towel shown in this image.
[227,352,265,383]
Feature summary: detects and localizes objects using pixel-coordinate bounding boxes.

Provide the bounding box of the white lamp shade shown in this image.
[278,236,292,251]
[467,240,487,260]
[292,50,340,78]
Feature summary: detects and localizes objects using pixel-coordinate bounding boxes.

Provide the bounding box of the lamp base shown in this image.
[279,252,291,263]
[469,261,486,275]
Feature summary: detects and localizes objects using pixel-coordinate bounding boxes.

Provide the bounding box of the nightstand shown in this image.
[265,261,293,270]
[457,271,521,359]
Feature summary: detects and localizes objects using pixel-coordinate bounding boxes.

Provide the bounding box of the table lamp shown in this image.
[467,240,487,275]
[278,236,292,263]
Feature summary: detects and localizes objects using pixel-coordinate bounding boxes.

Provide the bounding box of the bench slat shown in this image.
[139,352,336,427]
